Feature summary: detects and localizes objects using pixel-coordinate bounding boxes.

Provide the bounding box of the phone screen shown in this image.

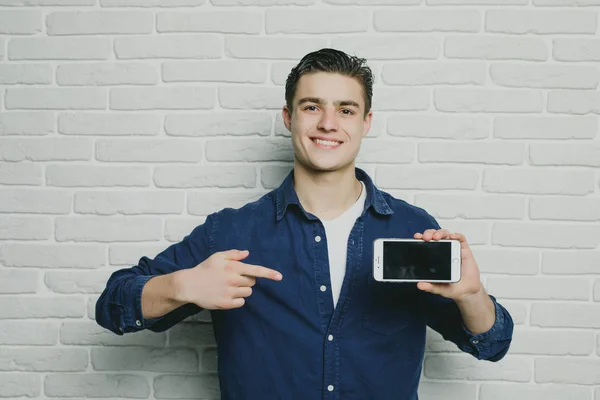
[383,241,451,280]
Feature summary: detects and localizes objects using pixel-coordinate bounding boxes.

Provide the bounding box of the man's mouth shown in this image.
[311,138,342,148]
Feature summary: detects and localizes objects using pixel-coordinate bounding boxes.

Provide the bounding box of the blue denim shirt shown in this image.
[96,168,513,400]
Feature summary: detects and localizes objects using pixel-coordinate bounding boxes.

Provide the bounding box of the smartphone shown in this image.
[373,238,461,283]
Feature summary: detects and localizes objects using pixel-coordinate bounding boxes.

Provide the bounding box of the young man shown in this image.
[96,48,513,400]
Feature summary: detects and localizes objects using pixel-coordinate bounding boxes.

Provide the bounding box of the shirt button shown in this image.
[135,320,141,327]
[328,335,334,341]
[328,385,334,392]
[315,236,321,243]
[320,285,327,292]
[472,340,479,344]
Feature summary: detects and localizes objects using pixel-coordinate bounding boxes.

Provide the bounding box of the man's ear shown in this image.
[282,106,292,132]
[362,111,373,138]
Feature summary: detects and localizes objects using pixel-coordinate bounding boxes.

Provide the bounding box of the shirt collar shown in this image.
[275,167,394,221]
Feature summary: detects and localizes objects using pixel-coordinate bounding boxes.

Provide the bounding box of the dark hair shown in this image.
[285,48,374,117]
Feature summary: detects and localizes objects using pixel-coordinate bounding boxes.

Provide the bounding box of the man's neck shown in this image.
[293,162,362,221]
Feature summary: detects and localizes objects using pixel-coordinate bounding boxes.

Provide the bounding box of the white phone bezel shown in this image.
[373,238,461,283]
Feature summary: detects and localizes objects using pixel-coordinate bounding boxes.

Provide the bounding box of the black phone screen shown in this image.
[383,241,451,280]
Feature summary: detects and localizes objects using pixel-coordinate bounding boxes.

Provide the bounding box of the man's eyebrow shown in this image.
[297,97,361,108]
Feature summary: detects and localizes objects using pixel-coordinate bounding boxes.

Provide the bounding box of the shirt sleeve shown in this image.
[95,214,216,335]
[421,211,514,361]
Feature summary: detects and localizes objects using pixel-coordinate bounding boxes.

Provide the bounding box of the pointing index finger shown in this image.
[241,263,283,281]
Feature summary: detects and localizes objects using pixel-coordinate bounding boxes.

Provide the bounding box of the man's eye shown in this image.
[341,109,354,115]
[304,106,318,111]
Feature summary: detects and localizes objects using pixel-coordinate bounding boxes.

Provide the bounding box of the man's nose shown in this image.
[317,108,339,131]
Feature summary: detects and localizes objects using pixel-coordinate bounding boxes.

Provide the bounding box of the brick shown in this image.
[595,280,600,301]
[0,348,88,372]
[59,112,160,136]
[102,0,205,5]
[206,138,291,162]
[435,88,543,113]
[0,138,91,161]
[0,321,57,345]
[372,87,429,111]
[158,11,261,34]
[356,140,414,164]
[154,374,219,399]
[492,64,599,89]
[514,328,593,356]
[418,382,477,400]
[0,162,42,185]
[5,88,106,110]
[60,321,166,346]
[532,303,600,328]
[536,358,600,384]
[0,0,94,3]
[445,36,547,61]
[548,91,600,115]
[419,141,523,164]
[47,11,153,35]
[109,243,166,266]
[0,189,71,214]
[0,374,40,398]
[554,39,600,62]
[225,37,328,60]
[219,86,283,110]
[483,169,594,195]
[486,10,597,34]
[0,297,84,319]
[164,218,206,242]
[494,115,597,139]
[213,0,313,3]
[376,166,478,190]
[271,62,296,85]
[332,36,440,60]
[424,355,531,382]
[165,112,271,137]
[493,222,600,249]
[0,64,51,85]
[0,11,42,34]
[543,251,600,274]
[531,143,600,167]
[416,194,524,220]
[45,270,113,294]
[430,0,525,4]
[163,61,266,83]
[388,115,489,139]
[170,323,216,346]
[0,243,105,268]
[471,248,538,275]
[92,347,198,372]
[155,166,255,188]
[266,9,367,34]
[8,37,110,60]
[76,191,183,216]
[111,87,215,110]
[382,62,485,86]
[96,139,203,163]
[261,165,292,189]
[0,112,53,136]
[115,35,221,59]
[375,10,479,33]
[0,216,52,240]
[480,383,592,400]
[87,296,98,320]
[57,62,157,86]
[536,0,600,4]
[55,217,162,242]
[0,269,37,294]
[436,220,489,245]
[44,374,150,398]
[189,192,264,216]
[530,197,600,221]
[501,301,527,325]
[201,347,217,372]
[488,277,589,300]
[47,165,151,187]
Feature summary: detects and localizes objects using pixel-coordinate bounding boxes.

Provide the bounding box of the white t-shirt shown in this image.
[321,180,367,308]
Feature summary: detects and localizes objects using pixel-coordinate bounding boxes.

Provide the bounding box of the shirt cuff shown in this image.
[120,275,161,333]
[461,296,506,353]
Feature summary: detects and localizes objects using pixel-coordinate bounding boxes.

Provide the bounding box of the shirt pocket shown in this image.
[362,275,424,336]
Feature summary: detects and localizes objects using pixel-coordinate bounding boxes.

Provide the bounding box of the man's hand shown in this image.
[413,229,482,301]
[174,249,283,310]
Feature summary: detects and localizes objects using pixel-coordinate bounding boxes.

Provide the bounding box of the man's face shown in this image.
[283,72,372,173]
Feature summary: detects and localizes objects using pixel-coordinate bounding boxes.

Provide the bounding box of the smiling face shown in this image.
[283,72,372,173]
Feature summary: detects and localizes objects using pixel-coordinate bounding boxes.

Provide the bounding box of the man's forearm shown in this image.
[141,272,187,319]
[455,285,496,335]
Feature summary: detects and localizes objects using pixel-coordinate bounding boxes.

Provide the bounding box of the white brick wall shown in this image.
[0,1,598,399]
